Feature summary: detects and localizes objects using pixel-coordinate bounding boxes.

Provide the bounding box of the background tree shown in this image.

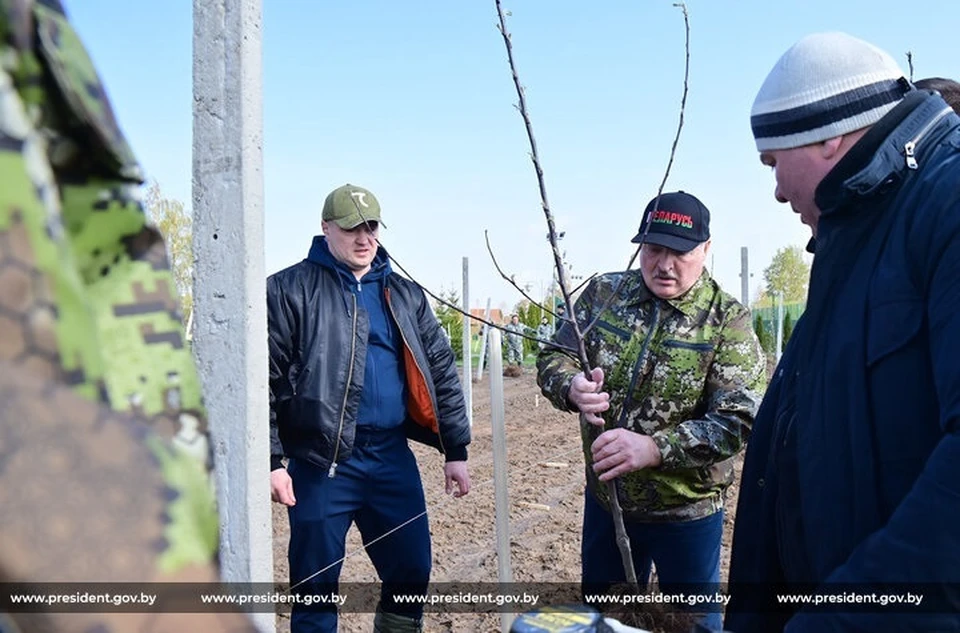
[763,245,811,304]
[143,181,193,324]
[516,300,545,357]
[782,311,795,352]
[754,313,773,354]
[434,288,464,361]
[751,287,769,309]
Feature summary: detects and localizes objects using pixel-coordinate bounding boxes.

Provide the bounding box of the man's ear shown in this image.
[321,220,330,235]
[822,128,869,162]
[819,136,845,161]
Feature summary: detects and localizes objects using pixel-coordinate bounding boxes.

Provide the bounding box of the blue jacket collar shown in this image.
[816,89,959,214]
[306,236,392,285]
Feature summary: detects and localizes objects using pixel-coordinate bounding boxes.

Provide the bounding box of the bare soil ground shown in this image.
[273,368,744,633]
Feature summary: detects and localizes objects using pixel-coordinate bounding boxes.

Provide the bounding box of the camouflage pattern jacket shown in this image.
[504,322,525,351]
[536,322,553,347]
[1,1,254,630]
[537,269,765,521]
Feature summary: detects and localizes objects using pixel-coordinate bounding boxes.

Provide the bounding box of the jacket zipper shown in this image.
[329,293,359,477]
[904,105,953,169]
[386,289,446,455]
[616,301,661,428]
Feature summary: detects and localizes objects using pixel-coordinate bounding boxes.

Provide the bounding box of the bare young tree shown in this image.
[493,0,691,588]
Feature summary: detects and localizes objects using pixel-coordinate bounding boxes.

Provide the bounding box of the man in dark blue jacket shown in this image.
[267,184,471,633]
[726,32,960,633]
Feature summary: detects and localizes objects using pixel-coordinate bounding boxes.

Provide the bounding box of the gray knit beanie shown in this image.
[751,32,911,151]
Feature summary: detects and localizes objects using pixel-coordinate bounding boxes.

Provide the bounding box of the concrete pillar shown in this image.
[192,1,273,631]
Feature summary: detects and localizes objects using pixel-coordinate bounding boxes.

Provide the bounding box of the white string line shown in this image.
[291,509,429,590]
[290,441,585,590]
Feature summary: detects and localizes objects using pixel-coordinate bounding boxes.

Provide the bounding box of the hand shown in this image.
[568,368,610,426]
[591,428,662,482]
[270,468,296,506]
[443,461,470,498]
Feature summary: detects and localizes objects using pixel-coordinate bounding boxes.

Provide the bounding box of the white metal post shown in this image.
[740,246,750,307]
[461,257,472,426]
[488,329,513,633]
[476,298,492,382]
[775,291,784,362]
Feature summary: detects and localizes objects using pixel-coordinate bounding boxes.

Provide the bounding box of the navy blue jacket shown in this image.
[726,91,960,632]
[267,237,470,474]
[307,238,407,430]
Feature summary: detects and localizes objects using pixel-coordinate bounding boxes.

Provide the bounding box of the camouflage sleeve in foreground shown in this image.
[0,5,256,631]
[0,366,258,633]
[650,303,767,470]
[1,0,209,461]
[536,281,598,413]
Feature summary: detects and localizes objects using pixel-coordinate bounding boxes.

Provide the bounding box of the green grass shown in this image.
[454,351,538,369]
[451,336,542,369]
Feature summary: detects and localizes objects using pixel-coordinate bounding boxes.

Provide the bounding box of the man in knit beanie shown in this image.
[726,32,960,633]
[749,32,912,239]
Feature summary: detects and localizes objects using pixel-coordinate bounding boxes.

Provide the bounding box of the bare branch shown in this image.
[659,2,691,205]
[382,245,576,354]
[906,50,915,82]
[484,230,559,319]
[581,2,691,339]
[494,2,586,368]
[494,0,638,588]
[341,195,567,349]
[571,272,597,296]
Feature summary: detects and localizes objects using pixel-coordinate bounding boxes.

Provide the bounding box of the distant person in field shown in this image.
[267,184,471,633]
[537,191,766,631]
[726,33,960,633]
[504,313,526,366]
[537,316,554,350]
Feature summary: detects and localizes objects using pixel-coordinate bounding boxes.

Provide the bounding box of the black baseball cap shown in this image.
[631,191,711,253]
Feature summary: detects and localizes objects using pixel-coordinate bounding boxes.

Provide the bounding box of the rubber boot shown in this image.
[373,608,423,633]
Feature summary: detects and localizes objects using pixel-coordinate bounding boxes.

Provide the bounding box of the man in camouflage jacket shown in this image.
[537,191,765,630]
[536,316,553,350]
[1,2,255,631]
[504,313,525,366]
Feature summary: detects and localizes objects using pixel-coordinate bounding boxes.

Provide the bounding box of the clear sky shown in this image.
[67,0,959,314]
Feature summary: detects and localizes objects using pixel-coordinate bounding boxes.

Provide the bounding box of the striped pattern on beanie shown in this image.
[751,32,911,152]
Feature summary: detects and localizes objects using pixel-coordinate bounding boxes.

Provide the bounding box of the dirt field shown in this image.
[272,367,743,633]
